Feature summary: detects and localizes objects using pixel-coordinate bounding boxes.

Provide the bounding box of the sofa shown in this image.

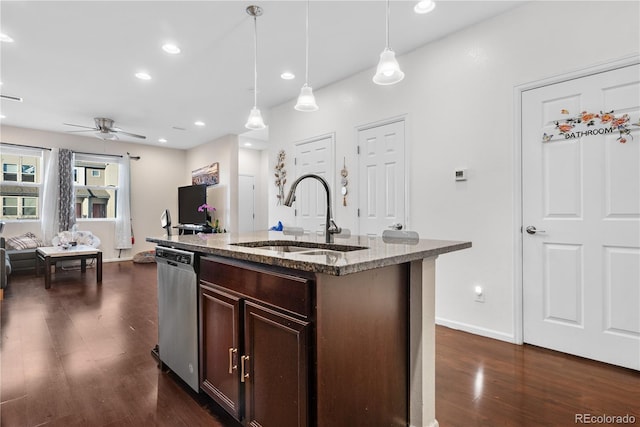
[1,238,11,297]
[1,233,43,275]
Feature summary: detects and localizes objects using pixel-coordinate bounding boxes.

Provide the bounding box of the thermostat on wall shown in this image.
[455,168,467,181]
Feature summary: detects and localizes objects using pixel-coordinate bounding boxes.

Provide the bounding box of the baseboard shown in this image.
[435,317,516,344]
[104,257,133,263]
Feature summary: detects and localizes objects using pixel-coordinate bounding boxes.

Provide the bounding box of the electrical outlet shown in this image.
[475,293,485,303]
[474,285,485,303]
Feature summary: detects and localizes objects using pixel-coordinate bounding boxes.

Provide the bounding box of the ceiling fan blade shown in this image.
[63,123,97,130]
[114,130,146,139]
[66,130,97,133]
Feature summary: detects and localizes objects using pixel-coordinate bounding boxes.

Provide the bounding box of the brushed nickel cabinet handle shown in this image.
[228,348,237,374]
[240,355,250,382]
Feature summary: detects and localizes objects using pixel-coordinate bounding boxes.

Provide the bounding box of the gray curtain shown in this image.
[58,149,75,231]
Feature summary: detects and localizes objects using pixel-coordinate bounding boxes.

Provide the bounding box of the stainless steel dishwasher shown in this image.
[155,246,199,392]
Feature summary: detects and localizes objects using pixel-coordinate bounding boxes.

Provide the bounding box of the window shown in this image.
[3,164,18,181]
[73,157,119,219]
[0,148,42,220]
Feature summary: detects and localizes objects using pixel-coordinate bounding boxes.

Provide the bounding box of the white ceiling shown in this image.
[1,1,523,150]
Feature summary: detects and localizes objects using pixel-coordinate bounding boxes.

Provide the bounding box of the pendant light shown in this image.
[373,0,405,85]
[245,5,266,130]
[294,0,319,111]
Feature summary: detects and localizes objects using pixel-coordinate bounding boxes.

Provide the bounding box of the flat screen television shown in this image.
[178,184,207,225]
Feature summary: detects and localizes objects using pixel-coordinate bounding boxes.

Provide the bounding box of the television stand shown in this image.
[174,224,212,235]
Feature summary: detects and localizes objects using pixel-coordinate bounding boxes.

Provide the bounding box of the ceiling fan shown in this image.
[63,117,146,140]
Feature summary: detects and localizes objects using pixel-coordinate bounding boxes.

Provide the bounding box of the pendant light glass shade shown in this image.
[295,84,318,111]
[373,0,404,86]
[373,48,405,85]
[295,0,318,112]
[245,107,266,130]
[245,6,266,130]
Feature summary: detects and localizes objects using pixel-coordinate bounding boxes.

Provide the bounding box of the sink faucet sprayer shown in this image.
[283,174,341,243]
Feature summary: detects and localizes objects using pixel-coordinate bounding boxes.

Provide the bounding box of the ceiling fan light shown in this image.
[295,84,319,112]
[245,107,266,130]
[95,131,118,140]
[373,48,405,85]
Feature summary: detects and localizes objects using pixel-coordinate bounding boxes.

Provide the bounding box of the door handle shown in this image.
[228,348,237,374]
[525,226,546,235]
[389,223,403,230]
[240,355,250,382]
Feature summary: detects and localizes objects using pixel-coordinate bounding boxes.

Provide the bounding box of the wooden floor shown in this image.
[1,262,638,426]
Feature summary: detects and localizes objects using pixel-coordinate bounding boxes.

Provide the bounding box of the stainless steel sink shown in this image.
[231,240,367,254]
[252,245,314,253]
[294,250,343,256]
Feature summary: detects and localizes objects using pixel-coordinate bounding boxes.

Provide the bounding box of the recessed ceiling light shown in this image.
[414,0,436,14]
[0,33,14,43]
[280,72,295,80]
[135,71,152,80]
[0,114,5,119]
[162,43,181,54]
[158,138,168,143]
[244,142,252,147]
[194,121,205,126]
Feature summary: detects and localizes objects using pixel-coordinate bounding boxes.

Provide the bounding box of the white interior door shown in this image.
[357,120,406,237]
[294,135,334,233]
[522,64,640,370]
[238,175,255,233]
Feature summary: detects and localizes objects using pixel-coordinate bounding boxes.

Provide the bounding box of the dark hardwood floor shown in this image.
[1,261,638,426]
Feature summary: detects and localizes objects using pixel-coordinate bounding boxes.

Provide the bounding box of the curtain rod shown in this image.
[73,151,141,160]
[0,142,52,151]
[73,151,122,158]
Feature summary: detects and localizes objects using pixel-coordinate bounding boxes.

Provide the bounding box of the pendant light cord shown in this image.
[305,0,310,85]
[385,0,390,49]
[253,14,258,108]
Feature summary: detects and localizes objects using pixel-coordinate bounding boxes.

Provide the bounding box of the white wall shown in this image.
[0,125,186,260]
[267,1,640,341]
[185,134,239,233]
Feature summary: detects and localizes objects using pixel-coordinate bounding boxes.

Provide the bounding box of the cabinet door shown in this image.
[200,284,242,420]
[243,301,309,427]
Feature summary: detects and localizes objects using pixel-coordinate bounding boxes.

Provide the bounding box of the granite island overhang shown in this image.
[147,231,471,427]
[146,231,471,276]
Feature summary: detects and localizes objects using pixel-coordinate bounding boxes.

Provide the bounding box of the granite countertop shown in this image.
[146,231,471,276]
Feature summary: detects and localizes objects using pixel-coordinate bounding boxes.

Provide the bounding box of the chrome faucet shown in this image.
[284,174,342,243]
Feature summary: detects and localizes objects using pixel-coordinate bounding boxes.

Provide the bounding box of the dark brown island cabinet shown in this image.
[199,255,410,427]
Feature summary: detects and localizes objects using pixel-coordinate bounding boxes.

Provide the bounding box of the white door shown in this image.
[294,135,334,233]
[238,175,255,233]
[357,120,406,237]
[522,64,640,370]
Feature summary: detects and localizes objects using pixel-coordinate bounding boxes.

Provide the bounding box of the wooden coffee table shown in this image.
[36,245,102,289]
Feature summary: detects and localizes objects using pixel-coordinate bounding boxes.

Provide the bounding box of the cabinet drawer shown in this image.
[200,256,313,318]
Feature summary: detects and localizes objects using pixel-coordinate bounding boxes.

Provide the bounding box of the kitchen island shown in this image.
[147,231,471,427]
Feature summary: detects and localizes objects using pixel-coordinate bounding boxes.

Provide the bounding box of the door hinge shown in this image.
[294,209,297,217]
[357,146,360,155]
[294,157,297,165]
[357,208,360,217]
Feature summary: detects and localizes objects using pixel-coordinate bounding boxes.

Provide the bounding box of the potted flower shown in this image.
[198,204,223,233]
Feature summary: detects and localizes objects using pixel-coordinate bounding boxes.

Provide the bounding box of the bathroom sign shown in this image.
[542,109,639,144]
